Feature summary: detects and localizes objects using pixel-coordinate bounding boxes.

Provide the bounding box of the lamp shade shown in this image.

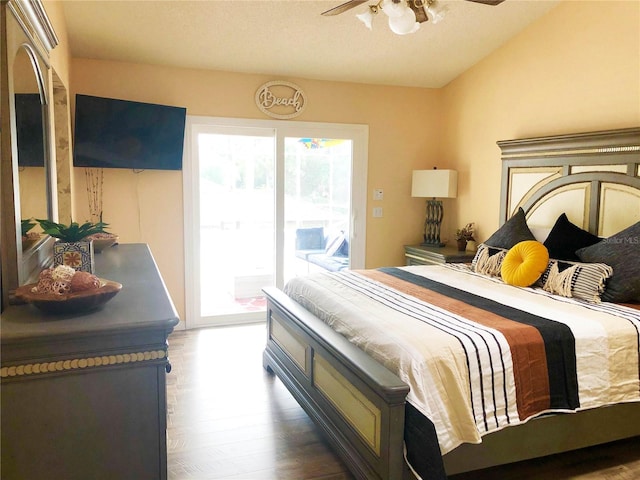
[411,169,458,198]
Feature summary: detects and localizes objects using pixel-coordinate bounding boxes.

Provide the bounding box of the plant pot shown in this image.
[456,239,468,252]
[53,240,95,273]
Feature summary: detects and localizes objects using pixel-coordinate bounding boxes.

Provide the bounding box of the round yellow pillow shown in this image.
[501,240,549,287]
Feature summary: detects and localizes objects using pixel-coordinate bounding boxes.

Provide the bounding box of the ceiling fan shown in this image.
[322,0,505,35]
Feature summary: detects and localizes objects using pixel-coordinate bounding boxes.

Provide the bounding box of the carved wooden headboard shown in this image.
[498,128,640,238]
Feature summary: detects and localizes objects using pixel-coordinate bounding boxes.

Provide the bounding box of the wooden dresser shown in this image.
[0,244,180,480]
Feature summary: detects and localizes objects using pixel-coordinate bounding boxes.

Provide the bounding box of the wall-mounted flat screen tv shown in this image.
[73,94,187,171]
[15,93,45,167]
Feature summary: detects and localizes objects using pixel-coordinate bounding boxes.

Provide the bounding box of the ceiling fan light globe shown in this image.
[381,0,406,18]
[356,10,374,29]
[426,3,447,24]
[388,6,419,34]
[406,22,421,34]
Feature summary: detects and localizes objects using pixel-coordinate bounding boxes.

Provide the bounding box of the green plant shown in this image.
[21,218,37,237]
[36,219,109,243]
[455,222,475,241]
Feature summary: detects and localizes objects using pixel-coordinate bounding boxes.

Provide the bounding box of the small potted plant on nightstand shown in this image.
[37,219,109,273]
[455,222,475,252]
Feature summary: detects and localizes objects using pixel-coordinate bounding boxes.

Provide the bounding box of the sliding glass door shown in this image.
[197,127,275,320]
[184,117,367,328]
[282,135,353,283]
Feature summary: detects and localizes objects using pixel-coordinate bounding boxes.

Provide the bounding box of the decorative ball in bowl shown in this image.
[14,266,122,315]
[84,232,119,253]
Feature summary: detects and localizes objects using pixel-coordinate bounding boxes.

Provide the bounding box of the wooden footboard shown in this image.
[262,287,410,480]
[263,286,640,480]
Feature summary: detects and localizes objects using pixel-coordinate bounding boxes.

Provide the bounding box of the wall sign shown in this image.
[255,80,306,119]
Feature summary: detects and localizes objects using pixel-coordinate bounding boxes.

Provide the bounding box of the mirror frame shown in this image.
[1,0,58,309]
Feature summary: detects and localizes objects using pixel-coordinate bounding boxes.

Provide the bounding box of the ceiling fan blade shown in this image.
[321,0,368,16]
[464,0,506,5]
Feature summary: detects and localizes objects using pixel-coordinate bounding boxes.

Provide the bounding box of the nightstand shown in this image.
[404,244,476,266]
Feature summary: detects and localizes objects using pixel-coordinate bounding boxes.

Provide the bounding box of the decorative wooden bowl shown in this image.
[14,279,122,315]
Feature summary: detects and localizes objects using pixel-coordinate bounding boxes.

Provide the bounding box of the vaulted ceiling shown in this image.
[61,0,559,89]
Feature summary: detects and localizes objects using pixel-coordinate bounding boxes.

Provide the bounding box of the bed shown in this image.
[262,127,640,479]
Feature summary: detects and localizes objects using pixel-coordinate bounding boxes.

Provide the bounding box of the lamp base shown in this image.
[423,199,445,247]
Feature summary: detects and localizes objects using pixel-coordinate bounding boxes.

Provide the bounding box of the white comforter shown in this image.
[284,264,640,454]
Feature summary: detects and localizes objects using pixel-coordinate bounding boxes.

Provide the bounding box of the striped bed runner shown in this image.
[283,264,640,461]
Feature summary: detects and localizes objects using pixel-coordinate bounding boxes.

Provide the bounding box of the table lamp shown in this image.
[411,168,458,247]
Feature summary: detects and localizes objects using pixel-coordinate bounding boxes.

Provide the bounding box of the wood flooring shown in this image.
[166,324,640,480]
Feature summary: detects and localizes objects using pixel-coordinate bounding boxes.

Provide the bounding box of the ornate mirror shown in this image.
[14,44,51,249]
[1,0,58,308]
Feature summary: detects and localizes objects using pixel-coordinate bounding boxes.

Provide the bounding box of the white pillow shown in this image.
[325,232,346,256]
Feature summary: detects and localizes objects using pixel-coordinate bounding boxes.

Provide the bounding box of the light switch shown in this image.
[373,189,384,201]
[373,207,383,218]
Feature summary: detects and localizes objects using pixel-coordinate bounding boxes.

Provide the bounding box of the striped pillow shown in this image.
[472,243,508,277]
[540,260,613,303]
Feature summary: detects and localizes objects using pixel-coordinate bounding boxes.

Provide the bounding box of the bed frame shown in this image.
[263,127,640,479]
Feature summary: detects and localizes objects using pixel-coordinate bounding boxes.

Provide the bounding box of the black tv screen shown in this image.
[15,93,45,167]
[73,94,187,170]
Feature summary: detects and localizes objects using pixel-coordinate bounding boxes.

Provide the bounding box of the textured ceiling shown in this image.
[60,0,559,88]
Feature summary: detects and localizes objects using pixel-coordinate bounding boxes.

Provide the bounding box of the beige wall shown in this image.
[42,1,74,224]
[442,0,640,242]
[44,1,70,88]
[43,0,639,325]
[70,60,443,322]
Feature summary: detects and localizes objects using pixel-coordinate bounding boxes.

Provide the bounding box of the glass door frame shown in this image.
[183,116,368,329]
